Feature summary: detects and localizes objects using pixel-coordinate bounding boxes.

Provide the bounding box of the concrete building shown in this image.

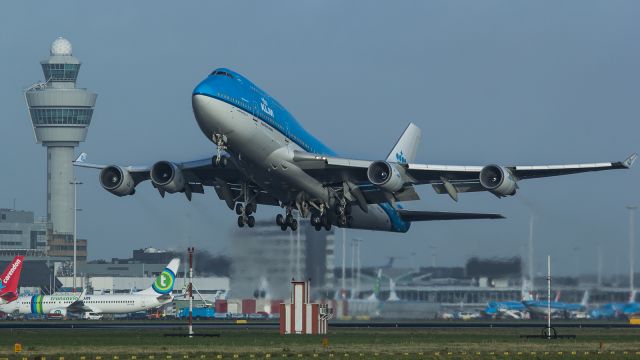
[58,276,229,300]
[230,219,335,299]
[25,37,95,258]
[0,209,48,251]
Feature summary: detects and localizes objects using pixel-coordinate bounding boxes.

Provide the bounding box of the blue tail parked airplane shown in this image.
[589,291,639,319]
[75,68,636,232]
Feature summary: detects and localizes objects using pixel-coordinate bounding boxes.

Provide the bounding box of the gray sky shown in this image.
[1,1,638,276]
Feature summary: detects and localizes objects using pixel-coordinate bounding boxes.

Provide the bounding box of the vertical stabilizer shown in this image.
[136,258,180,296]
[580,290,589,307]
[0,256,24,303]
[386,123,422,164]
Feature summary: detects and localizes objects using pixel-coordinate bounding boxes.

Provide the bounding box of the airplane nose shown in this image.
[193,78,216,98]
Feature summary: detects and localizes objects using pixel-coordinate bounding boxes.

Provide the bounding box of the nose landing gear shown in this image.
[212,133,228,167]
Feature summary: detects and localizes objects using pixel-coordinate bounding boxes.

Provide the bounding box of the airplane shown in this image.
[0,258,179,318]
[74,68,637,232]
[589,291,639,319]
[523,290,589,319]
[0,255,24,304]
[484,301,528,319]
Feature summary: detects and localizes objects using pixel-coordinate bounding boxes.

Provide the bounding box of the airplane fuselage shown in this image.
[0,293,171,316]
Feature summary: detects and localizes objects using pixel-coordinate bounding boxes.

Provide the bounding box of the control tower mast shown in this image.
[25,37,97,237]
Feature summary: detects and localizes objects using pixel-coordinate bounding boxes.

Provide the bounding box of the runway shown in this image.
[0,320,635,330]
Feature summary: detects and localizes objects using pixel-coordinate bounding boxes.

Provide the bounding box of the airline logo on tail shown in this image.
[0,256,24,302]
[152,268,176,295]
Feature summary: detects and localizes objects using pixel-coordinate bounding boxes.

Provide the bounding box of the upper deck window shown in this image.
[210,71,233,79]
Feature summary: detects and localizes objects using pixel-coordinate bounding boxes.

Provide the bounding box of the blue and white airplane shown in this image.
[75,68,636,232]
[523,290,589,319]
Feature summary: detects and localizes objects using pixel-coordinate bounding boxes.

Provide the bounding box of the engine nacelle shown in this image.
[367,161,404,193]
[479,164,517,197]
[48,308,67,318]
[99,166,135,197]
[150,161,185,194]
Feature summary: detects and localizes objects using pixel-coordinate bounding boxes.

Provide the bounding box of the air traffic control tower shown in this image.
[25,37,96,239]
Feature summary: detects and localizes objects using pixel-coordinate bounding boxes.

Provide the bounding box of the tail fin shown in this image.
[554,290,561,303]
[629,290,638,304]
[386,123,422,164]
[580,290,589,307]
[0,255,24,303]
[136,258,180,296]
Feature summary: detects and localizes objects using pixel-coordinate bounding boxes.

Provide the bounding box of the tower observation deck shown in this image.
[25,37,97,236]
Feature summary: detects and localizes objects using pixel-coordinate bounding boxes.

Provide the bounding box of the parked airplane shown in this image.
[589,291,639,319]
[523,290,589,319]
[75,68,636,232]
[0,258,179,317]
[0,255,24,304]
[484,301,528,319]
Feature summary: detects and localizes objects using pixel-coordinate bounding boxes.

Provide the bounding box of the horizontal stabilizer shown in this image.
[398,209,504,222]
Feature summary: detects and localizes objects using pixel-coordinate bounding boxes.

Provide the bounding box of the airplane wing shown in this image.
[67,288,92,313]
[295,152,637,202]
[74,153,279,209]
[397,210,504,221]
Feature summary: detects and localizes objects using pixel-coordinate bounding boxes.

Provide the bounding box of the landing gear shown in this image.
[311,213,332,231]
[277,209,298,231]
[235,201,257,228]
[212,133,228,167]
[334,202,352,229]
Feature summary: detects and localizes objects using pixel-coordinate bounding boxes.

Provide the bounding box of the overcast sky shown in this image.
[0,1,638,276]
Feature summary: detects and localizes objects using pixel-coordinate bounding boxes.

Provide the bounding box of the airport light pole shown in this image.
[547,255,551,339]
[528,215,534,291]
[627,206,637,293]
[188,247,194,338]
[70,180,82,292]
[341,228,346,298]
[353,238,363,300]
[597,244,603,287]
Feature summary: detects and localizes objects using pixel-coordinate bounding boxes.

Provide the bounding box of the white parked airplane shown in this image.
[75,68,636,233]
[0,258,179,317]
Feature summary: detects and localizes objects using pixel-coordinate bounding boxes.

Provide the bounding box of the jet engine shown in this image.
[367,161,404,193]
[150,161,185,194]
[479,165,517,197]
[49,308,67,317]
[99,166,135,196]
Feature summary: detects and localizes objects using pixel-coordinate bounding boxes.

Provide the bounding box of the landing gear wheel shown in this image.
[285,214,293,226]
[237,216,245,228]
[276,214,285,226]
[314,224,322,231]
[290,219,298,231]
[247,216,255,228]
[324,220,332,231]
[280,223,288,231]
[347,216,354,227]
[245,203,255,215]
[337,216,348,227]
[311,215,320,226]
[320,215,328,226]
[235,203,244,215]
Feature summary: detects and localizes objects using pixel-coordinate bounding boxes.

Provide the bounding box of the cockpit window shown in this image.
[210,71,233,79]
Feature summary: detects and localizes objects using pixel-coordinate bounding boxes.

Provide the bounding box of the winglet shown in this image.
[74,152,87,163]
[623,153,637,168]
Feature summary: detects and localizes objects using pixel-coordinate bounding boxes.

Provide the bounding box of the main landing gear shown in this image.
[236,202,256,228]
[212,133,228,167]
[276,209,298,231]
[335,203,353,228]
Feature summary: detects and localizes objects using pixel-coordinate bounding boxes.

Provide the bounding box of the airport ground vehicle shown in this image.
[177,307,215,320]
